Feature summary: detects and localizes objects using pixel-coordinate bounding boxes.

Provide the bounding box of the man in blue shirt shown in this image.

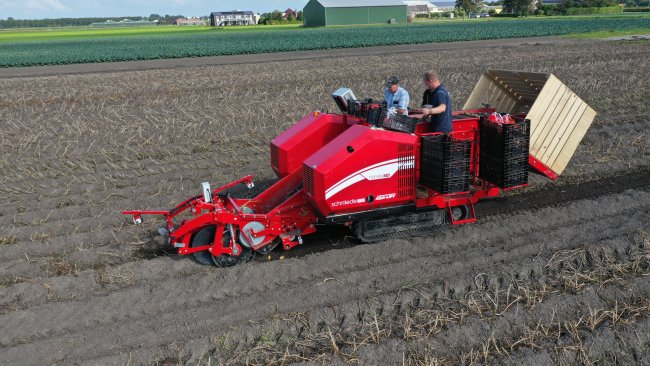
[416,70,453,133]
[384,76,410,115]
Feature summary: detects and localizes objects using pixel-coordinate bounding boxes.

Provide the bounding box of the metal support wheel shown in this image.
[450,205,470,222]
[189,226,216,265]
[188,225,253,267]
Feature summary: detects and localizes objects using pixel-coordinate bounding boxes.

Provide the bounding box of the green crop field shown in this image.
[562,27,650,38]
[1,16,649,67]
[0,24,304,43]
[0,25,210,43]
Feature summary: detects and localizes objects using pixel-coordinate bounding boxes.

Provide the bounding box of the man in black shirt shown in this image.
[415,70,453,133]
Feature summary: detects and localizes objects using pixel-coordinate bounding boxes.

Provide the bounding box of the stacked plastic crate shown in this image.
[348,99,377,118]
[479,116,530,188]
[365,106,387,127]
[420,134,472,194]
[347,100,363,117]
[349,99,388,127]
[383,114,421,133]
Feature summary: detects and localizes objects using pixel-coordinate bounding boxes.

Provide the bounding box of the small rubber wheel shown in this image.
[450,205,470,222]
[189,226,253,267]
[189,225,217,265]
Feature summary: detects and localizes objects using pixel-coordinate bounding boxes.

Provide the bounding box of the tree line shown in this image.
[1,16,143,28]
[257,10,303,25]
[0,11,305,29]
[0,14,200,29]
[455,0,620,17]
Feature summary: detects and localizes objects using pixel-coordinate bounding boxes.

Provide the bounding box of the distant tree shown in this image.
[287,12,296,21]
[148,14,161,21]
[258,14,273,25]
[534,0,550,14]
[582,0,616,6]
[258,12,270,24]
[456,0,483,15]
[503,0,533,15]
[297,10,303,21]
[556,0,575,13]
[271,10,283,21]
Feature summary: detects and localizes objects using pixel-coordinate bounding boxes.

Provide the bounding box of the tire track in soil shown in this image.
[0,143,269,189]
[86,223,650,365]
[1,115,646,224]
[1,115,645,206]
[0,213,640,320]
[0,155,265,216]
[0,179,281,283]
[5,224,648,365]
[90,228,649,365]
[0,167,647,294]
[499,317,650,366]
[323,278,650,366]
[0,152,273,210]
[0,163,272,256]
[0,185,648,364]
[0,170,648,309]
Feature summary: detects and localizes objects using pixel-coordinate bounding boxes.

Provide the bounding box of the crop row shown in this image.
[1,17,649,67]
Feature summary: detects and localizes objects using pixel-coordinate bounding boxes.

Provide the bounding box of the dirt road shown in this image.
[0,38,648,365]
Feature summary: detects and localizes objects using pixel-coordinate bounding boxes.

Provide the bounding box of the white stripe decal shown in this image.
[325,175,366,200]
[324,157,414,200]
[326,159,399,194]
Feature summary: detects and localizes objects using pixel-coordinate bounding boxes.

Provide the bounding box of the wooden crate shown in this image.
[463,70,597,176]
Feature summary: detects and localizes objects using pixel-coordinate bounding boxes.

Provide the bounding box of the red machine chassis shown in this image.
[123,108,554,260]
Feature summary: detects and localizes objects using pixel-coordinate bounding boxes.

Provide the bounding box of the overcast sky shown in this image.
[0,0,309,19]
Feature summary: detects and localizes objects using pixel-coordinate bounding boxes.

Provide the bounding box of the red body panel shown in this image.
[270,112,361,177]
[304,125,417,216]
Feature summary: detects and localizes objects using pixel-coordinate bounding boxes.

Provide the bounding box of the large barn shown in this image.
[303,0,408,27]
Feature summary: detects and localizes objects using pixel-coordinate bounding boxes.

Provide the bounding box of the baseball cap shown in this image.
[386,76,399,86]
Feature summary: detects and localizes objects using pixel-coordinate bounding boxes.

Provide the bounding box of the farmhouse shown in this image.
[210,11,256,26]
[283,8,298,19]
[175,17,205,26]
[303,0,408,27]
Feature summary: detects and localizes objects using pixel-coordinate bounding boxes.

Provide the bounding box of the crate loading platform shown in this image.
[463,69,597,179]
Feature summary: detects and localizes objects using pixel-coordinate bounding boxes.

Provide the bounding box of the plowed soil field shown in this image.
[0,38,648,365]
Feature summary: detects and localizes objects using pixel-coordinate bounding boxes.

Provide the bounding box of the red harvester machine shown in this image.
[123,70,596,266]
